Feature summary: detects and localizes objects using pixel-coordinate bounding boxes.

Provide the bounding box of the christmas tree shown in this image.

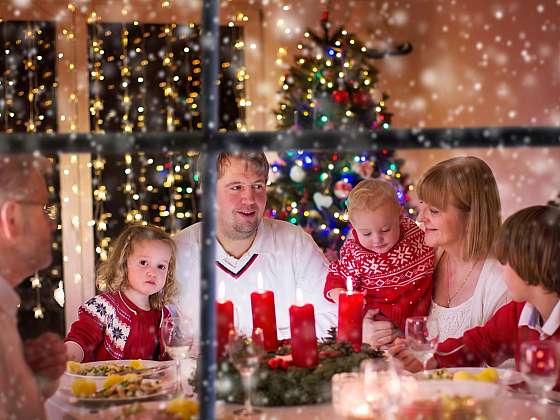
[268,12,413,256]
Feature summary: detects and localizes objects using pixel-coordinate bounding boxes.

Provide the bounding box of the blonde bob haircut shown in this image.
[494,205,560,294]
[416,156,501,260]
[97,223,177,310]
[347,179,401,218]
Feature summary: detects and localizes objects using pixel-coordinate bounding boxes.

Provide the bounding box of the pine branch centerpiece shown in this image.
[215,328,383,406]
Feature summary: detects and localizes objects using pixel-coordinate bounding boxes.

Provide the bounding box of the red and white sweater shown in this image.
[65,291,169,362]
[325,216,434,330]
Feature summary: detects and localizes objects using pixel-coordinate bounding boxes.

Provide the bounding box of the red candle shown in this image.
[216,281,234,360]
[337,277,365,352]
[289,288,318,368]
[251,274,279,352]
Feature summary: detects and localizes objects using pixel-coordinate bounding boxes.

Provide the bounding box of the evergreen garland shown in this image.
[214,329,383,406]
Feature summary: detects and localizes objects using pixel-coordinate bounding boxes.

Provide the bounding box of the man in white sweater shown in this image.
[0,155,68,419]
[174,152,337,339]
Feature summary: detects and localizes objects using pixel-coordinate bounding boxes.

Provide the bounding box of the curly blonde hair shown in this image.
[97,223,177,310]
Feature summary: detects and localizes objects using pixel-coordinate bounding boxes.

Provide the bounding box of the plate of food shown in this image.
[417,367,524,386]
[62,360,175,391]
[61,373,176,403]
[97,399,199,419]
[411,379,502,401]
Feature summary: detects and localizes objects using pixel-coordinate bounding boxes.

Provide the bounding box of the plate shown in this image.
[61,360,176,391]
[411,379,501,401]
[95,399,202,419]
[59,385,175,405]
[418,367,524,386]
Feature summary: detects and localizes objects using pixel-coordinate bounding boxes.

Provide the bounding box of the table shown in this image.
[45,391,560,420]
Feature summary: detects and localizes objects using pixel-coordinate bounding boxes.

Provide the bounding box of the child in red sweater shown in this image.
[391,205,560,378]
[324,179,434,331]
[65,223,178,362]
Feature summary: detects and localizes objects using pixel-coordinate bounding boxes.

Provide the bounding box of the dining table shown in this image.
[45,388,560,419]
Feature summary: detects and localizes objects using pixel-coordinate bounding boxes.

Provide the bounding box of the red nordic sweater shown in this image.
[325,216,434,331]
[435,301,560,373]
[65,291,169,362]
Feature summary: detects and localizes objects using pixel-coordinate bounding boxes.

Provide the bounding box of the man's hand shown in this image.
[362,309,401,348]
[24,332,68,381]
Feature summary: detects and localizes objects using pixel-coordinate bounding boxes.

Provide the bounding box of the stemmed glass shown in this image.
[161,315,195,396]
[228,328,265,417]
[519,340,559,403]
[405,316,439,372]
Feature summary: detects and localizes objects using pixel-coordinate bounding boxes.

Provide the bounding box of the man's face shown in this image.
[216,157,267,241]
[18,169,56,272]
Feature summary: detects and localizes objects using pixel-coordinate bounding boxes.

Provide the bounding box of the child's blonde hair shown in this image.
[97,223,177,310]
[347,179,401,219]
[494,205,560,294]
[416,156,501,260]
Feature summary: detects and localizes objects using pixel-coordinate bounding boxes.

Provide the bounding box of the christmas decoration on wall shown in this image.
[86,19,246,266]
[0,20,57,133]
[269,11,413,254]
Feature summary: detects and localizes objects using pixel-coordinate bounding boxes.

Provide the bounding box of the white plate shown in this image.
[58,385,175,404]
[418,367,524,386]
[95,399,205,419]
[411,379,501,401]
[61,360,176,392]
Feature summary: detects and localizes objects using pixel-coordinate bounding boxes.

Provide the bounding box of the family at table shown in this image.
[1,151,559,419]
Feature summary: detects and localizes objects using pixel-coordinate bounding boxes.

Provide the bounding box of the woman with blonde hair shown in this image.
[65,223,178,362]
[367,156,510,346]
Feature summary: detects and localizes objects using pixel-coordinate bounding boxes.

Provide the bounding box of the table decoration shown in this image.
[289,288,319,368]
[337,278,365,352]
[216,281,234,360]
[213,328,382,406]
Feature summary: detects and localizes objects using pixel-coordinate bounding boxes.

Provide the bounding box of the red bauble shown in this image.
[332,90,350,104]
[351,91,372,107]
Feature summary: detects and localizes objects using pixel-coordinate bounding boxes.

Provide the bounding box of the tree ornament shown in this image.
[289,165,306,183]
[351,91,371,107]
[313,192,334,209]
[331,90,350,104]
[333,180,353,199]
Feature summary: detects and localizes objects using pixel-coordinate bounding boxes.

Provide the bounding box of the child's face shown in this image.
[502,263,529,302]
[350,204,401,254]
[126,239,172,297]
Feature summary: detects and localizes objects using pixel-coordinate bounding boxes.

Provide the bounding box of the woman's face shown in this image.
[416,200,467,250]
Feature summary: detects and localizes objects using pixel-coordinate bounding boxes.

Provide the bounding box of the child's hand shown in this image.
[362,309,400,348]
[388,337,436,373]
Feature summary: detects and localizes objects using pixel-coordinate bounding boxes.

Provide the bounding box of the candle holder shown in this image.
[331,372,372,419]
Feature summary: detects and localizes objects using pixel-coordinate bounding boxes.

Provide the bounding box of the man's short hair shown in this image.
[0,154,51,203]
[494,205,560,294]
[347,179,401,219]
[216,152,269,181]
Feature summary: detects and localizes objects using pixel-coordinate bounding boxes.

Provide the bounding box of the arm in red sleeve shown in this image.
[435,301,520,368]
[324,239,358,302]
[65,306,105,362]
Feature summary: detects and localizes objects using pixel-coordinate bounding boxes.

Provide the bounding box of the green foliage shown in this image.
[215,339,383,406]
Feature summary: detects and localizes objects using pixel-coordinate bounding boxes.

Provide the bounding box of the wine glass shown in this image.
[161,315,195,396]
[228,328,265,417]
[519,340,559,403]
[405,316,439,372]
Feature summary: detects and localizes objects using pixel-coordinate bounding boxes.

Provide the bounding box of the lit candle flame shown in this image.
[257,272,264,292]
[218,280,226,301]
[346,276,353,293]
[296,288,304,305]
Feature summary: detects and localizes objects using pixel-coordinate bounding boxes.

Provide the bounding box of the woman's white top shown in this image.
[428,257,510,342]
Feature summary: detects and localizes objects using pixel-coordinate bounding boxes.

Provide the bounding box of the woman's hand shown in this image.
[362,309,401,348]
[388,337,437,373]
